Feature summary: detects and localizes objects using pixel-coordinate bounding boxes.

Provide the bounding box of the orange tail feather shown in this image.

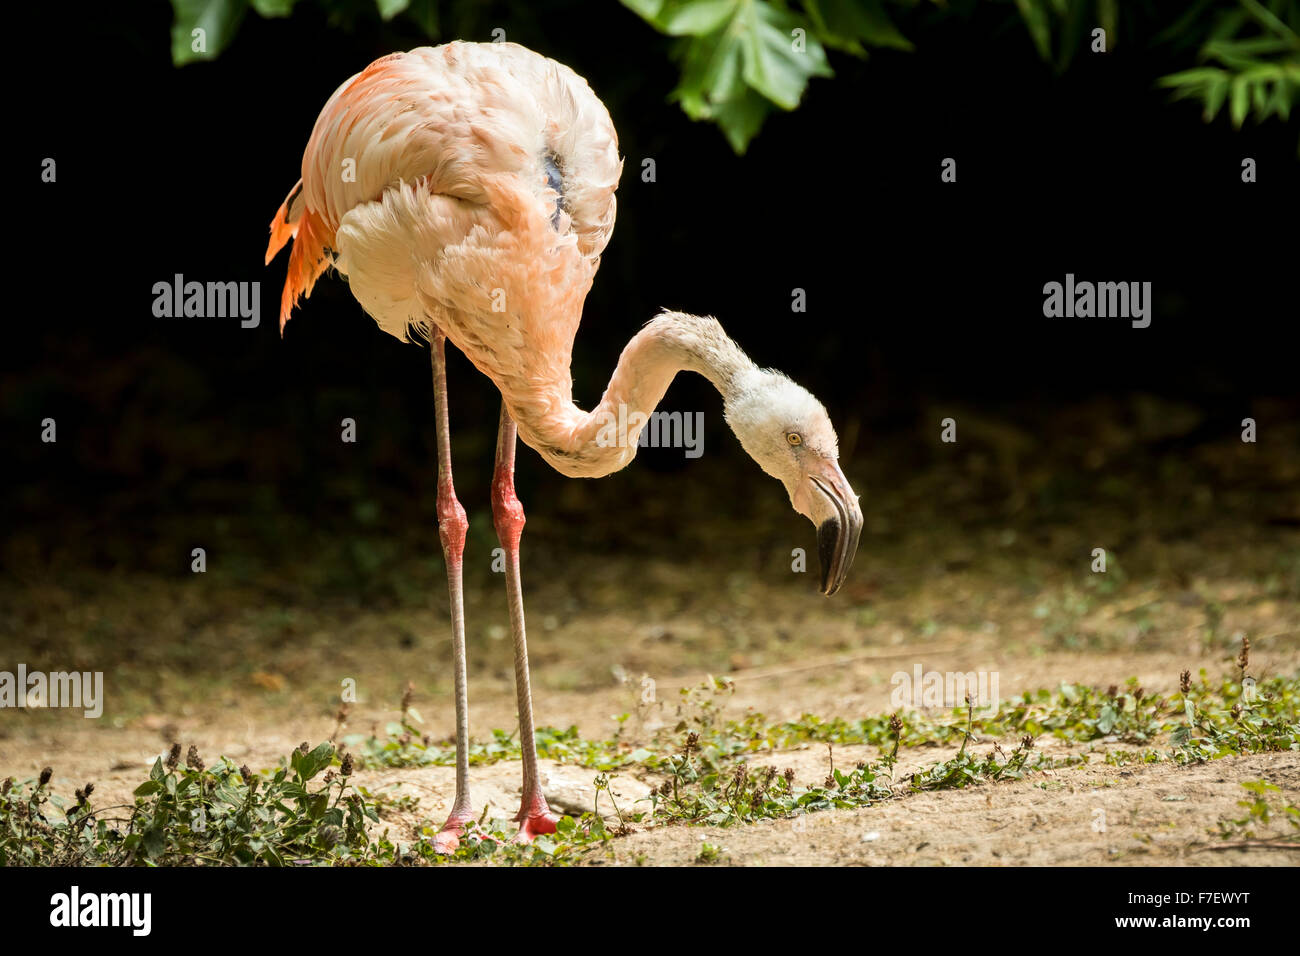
[266,180,334,334]
[266,180,303,266]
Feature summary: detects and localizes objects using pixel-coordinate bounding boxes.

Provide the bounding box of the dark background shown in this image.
[5,0,1297,580]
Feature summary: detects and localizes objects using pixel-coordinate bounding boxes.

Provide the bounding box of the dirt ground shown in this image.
[4,645,1299,865]
[3,399,1299,864]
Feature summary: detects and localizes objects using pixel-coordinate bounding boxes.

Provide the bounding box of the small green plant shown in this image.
[0,741,380,866]
[427,811,619,866]
[594,773,630,834]
[696,841,723,863]
[344,685,634,771]
[1172,670,1299,762]
[649,731,893,827]
[1103,749,1164,767]
[1211,779,1300,845]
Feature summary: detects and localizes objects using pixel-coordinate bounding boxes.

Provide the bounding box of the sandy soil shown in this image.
[4,646,1298,866]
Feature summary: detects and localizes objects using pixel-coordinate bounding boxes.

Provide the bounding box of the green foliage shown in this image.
[621,0,835,152]
[167,0,1298,153]
[908,733,1082,790]
[1212,778,1300,843]
[0,742,381,866]
[1014,0,1299,150]
[167,0,449,65]
[1012,0,1118,70]
[345,722,632,770]
[343,684,642,771]
[623,0,1299,150]
[5,670,1295,865]
[1157,0,1300,132]
[426,812,615,865]
[622,0,927,151]
[170,0,254,66]
[696,840,723,861]
[649,733,893,826]
[1171,671,1300,762]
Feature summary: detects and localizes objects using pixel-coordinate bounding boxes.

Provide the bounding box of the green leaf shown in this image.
[672,10,761,130]
[1236,0,1298,41]
[1203,74,1230,120]
[149,757,165,782]
[1097,704,1118,735]
[662,0,738,36]
[1252,77,1269,114]
[142,825,166,859]
[307,793,329,820]
[133,780,163,797]
[1269,78,1291,121]
[1050,0,1080,71]
[1230,74,1250,127]
[375,0,410,20]
[169,0,250,66]
[657,0,832,151]
[251,0,296,16]
[1241,779,1280,795]
[1210,10,1248,43]
[738,1,832,111]
[712,87,777,153]
[1207,37,1297,58]
[1015,0,1053,62]
[1098,0,1118,46]
[622,0,667,22]
[298,742,336,781]
[813,0,913,53]
[1158,67,1227,89]
[1153,0,1216,49]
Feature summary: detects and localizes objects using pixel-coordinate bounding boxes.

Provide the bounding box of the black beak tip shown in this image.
[817,516,841,596]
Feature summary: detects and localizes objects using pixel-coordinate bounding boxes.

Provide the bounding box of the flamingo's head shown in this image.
[724,369,863,595]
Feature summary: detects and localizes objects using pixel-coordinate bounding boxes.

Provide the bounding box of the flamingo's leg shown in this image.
[492,401,559,842]
[430,330,473,854]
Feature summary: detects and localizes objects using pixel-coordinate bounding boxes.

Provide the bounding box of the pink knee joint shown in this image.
[436,481,468,563]
[491,475,525,550]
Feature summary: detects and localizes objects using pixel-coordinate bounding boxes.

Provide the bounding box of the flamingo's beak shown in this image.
[793,460,863,596]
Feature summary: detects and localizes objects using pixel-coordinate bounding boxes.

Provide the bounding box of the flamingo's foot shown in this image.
[512,794,559,843]
[431,806,475,855]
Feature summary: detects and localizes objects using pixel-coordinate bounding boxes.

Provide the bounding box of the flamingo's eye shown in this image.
[786,432,802,446]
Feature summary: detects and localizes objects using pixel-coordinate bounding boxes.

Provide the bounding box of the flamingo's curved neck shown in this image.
[512,312,754,478]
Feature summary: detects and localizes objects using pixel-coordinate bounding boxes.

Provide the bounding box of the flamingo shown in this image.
[266,41,863,850]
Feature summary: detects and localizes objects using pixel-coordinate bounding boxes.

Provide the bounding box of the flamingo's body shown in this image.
[268,44,619,470]
[269,42,862,849]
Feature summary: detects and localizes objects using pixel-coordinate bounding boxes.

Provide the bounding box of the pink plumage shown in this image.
[267,41,861,850]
